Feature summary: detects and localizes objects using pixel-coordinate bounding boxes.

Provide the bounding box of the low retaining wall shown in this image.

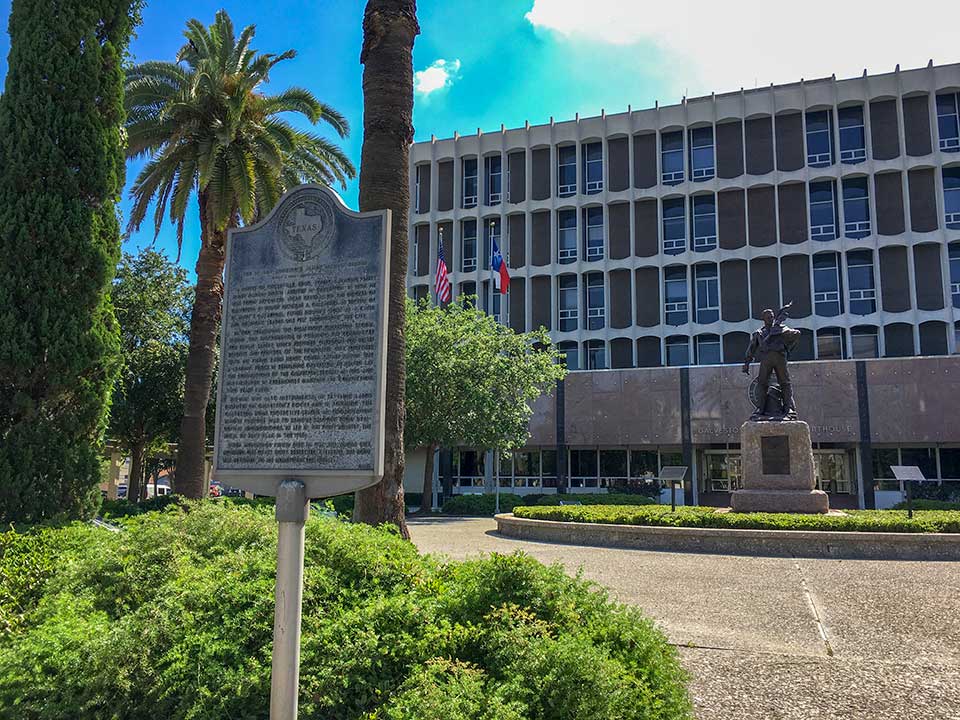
[495,514,960,561]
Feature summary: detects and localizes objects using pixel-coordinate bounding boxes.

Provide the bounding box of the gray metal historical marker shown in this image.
[212,184,390,720]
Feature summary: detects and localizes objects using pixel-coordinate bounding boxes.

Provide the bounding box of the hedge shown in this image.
[891,499,960,512]
[512,505,960,533]
[0,502,691,719]
[441,493,656,516]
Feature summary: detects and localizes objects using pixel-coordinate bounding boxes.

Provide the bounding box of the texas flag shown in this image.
[491,238,510,294]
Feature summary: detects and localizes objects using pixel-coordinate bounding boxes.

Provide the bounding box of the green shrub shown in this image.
[533,493,656,507]
[512,504,960,533]
[0,502,691,719]
[441,493,526,516]
[891,499,960,512]
[440,492,656,516]
[99,494,186,518]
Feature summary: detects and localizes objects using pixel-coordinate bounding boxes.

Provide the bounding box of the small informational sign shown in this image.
[761,436,791,475]
[659,466,688,511]
[212,185,390,498]
[890,466,927,482]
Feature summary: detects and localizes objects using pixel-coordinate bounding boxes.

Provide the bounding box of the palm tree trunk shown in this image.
[352,0,419,538]
[417,443,436,515]
[128,441,145,504]
[176,191,226,499]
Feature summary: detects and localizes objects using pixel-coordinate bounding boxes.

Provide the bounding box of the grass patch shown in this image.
[0,502,691,719]
[512,504,960,533]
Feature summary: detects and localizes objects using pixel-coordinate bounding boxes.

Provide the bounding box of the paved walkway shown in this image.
[408,517,960,720]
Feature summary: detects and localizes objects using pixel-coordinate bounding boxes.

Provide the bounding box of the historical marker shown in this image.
[213,184,390,498]
[211,184,390,720]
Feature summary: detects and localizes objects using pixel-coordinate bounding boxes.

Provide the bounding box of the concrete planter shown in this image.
[495,514,960,561]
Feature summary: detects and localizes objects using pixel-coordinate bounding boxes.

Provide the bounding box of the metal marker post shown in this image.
[271,480,309,720]
[494,449,501,514]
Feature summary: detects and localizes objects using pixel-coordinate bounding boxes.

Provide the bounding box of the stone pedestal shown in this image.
[730,420,829,513]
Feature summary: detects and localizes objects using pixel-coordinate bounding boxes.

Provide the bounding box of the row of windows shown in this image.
[553,321,958,371]
[434,243,959,334]
[449,445,960,493]
[414,92,960,212]
[413,168,960,272]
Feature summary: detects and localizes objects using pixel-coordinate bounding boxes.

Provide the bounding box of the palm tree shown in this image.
[352,0,419,536]
[125,10,355,498]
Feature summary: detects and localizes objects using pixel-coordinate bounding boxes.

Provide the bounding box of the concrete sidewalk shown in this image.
[408,516,960,720]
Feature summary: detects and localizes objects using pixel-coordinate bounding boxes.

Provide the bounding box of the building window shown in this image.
[511,450,543,488]
[956,321,960,353]
[663,197,686,254]
[838,105,867,162]
[558,275,578,331]
[460,281,476,305]
[847,250,876,315]
[937,92,960,152]
[944,167,960,229]
[694,263,719,324]
[809,180,838,241]
[585,272,605,330]
[411,227,421,275]
[851,325,879,358]
[842,177,871,238]
[582,141,603,194]
[481,280,506,322]
[558,341,579,371]
[461,219,477,272]
[816,327,845,359]
[666,335,690,366]
[462,157,478,208]
[805,109,834,167]
[586,339,606,369]
[583,206,604,260]
[569,449,598,488]
[414,165,426,213]
[901,447,938,480]
[558,145,576,197]
[599,450,628,488]
[691,194,717,251]
[950,243,960,308]
[703,451,743,492]
[814,452,851,494]
[558,209,577,263]
[453,449,485,488]
[813,253,842,317]
[695,334,722,365]
[484,155,502,205]
[661,130,684,184]
[664,266,688,326]
[689,127,715,180]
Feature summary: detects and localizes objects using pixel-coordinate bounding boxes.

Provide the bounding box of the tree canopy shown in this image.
[404,297,567,504]
[109,249,192,501]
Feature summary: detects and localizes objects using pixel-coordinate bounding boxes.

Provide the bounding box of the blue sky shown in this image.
[1,0,958,278]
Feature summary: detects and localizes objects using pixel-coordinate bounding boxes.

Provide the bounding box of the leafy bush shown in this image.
[891,499,960,512]
[441,493,526,515]
[513,504,960,533]
[99,494,186,518]
[441,493,656,516]
[0,503,691,719]
[533,493,656,507]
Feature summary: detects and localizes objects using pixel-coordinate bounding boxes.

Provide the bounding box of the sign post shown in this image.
[659,466,688,512]
[212,185,390,720]
[891,465,927,519]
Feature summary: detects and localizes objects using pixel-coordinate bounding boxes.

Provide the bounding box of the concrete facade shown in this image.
[406,63,960,509]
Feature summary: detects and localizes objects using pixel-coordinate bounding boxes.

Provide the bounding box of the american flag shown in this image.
[435,232,451,303]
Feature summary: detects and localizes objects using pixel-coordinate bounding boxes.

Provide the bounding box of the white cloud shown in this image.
[414,58,462,96]
[525,0,960,97]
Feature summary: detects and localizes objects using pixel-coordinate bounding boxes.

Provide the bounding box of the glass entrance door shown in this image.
[702,452,742,492]
[814,451,851,494]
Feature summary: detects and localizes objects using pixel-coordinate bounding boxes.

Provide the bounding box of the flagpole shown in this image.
[488,220,495,321]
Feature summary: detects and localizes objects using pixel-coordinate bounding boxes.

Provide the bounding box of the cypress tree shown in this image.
[0,0,143,522]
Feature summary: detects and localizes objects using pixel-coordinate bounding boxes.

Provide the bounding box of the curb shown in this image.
[494,514,960,561]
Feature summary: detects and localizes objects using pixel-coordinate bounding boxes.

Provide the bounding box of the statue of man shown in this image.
[742,303,801,420]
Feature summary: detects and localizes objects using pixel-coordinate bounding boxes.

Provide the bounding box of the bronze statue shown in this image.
[742,302,801,420]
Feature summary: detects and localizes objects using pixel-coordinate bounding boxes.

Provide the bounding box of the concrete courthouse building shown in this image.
[405,62,960,510]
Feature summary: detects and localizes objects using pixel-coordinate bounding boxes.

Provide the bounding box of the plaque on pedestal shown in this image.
[212,185,391,498]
